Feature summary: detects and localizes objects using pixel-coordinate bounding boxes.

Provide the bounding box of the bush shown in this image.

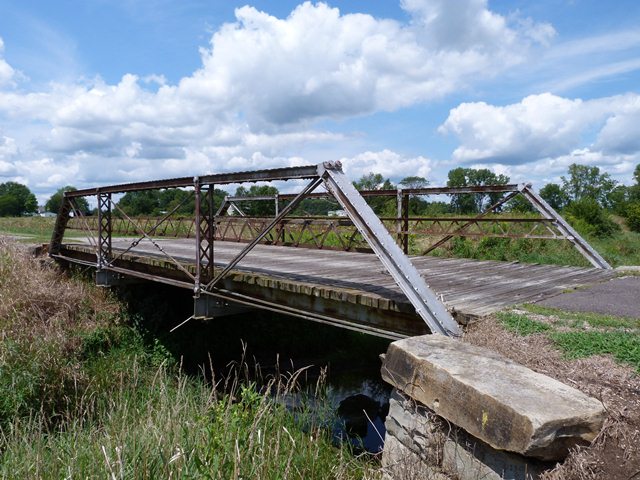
[564,198,620,238]
[626,202,640,233]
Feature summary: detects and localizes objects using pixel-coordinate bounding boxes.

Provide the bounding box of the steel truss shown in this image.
[50,161,610,339]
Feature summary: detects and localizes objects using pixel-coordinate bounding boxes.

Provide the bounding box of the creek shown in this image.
[119,282,393,453]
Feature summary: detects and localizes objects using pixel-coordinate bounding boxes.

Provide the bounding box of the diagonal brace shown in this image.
[203,176,324,291]
[318,161,461,337]
[421,187,522,255]
[520,185,611,269]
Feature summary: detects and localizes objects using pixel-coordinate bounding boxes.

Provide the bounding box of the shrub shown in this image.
[626,202,640,233]
[564,198,620,238]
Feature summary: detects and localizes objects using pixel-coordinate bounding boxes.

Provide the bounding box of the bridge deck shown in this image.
[58,238,614,336]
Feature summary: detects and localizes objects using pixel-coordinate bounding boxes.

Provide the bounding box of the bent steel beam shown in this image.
[318,161,461,337]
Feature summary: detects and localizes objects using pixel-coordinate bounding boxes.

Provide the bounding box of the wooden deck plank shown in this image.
[63,238,614,322]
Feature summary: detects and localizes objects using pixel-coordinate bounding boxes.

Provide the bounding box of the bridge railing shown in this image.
[66,214,566,255]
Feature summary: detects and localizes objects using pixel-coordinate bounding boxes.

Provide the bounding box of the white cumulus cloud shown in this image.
[0,38,16,87]
[0,1,554,199]
[440,92,640,164]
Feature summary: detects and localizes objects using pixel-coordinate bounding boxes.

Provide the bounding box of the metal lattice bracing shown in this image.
[97,193,112,269]
[194,179,216,293]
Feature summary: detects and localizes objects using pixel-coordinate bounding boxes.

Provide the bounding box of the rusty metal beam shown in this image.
[318,161,461,337]
[66,165,320,197]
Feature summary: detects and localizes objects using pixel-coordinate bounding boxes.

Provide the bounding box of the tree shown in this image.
[45,186,90,214]
[398,176,430,214]
[565,197,619,238]
[539,183,569,211]
[0,182,37,217]
[118,190,161,216]
[561,164,616,207]
[117,188,227,217]
[607,185,630,216]
[399,176,429,190]
[352,173,395,214]
[630,164,640,203]
[234,185,279,216]
[446,168,510,214]
[626,202,640,233]
[353,173,386,191]
[506,195,534,213]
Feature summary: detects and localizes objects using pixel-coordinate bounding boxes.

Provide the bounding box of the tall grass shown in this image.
[0,239,377,479]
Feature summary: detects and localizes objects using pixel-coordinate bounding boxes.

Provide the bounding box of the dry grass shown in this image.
[465,317,640,480]
[0,238,380,479]
[0,238,121,425]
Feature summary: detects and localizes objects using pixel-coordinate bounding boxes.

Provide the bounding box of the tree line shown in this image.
[2,163,640,236]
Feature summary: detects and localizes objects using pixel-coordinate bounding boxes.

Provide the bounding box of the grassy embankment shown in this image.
[497,305,640,371]
[0,216,83,243]
[466,306,640,480]
[0,239,377,479]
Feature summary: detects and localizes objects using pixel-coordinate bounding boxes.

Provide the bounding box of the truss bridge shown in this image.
[50,162,613,339]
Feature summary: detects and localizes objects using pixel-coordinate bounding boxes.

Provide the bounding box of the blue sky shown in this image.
[0,0,639,202]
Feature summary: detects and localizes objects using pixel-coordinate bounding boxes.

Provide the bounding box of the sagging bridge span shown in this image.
[49,162,613,340]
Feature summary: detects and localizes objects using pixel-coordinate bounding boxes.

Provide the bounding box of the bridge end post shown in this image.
[50,194,74,256]
[317,161,461,337]
[520,185,612,270]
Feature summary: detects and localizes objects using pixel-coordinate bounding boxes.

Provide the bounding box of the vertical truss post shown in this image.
[396,189,409,254]
[204,176,323,291]
[201,184,215,280]
[403,192,409,254]
[275,193,280,216]
[194,177,202,295]
[97,192,112,269]
[396,188,403,250]
[318,161,461,337]
[521,185,612,269]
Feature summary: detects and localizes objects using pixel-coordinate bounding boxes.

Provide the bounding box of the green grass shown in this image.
[550,331,640,371]
[523,304,640,330]
[0,239,376,479]
[424,229,640,268]
[497,304,640,372]
[0,216,84,243]
[496,312,551,335]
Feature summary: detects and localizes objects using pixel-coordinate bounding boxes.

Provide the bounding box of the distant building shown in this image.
[328,209,347,217]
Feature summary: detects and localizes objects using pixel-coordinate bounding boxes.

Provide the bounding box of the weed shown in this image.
[0,238,376,478]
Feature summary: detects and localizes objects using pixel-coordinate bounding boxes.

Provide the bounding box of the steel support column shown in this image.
[50,195,73,255]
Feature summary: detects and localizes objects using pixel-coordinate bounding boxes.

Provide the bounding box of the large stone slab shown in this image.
[381,335,605,460]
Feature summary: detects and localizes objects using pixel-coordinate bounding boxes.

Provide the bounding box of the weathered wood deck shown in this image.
[58,238,614,337]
